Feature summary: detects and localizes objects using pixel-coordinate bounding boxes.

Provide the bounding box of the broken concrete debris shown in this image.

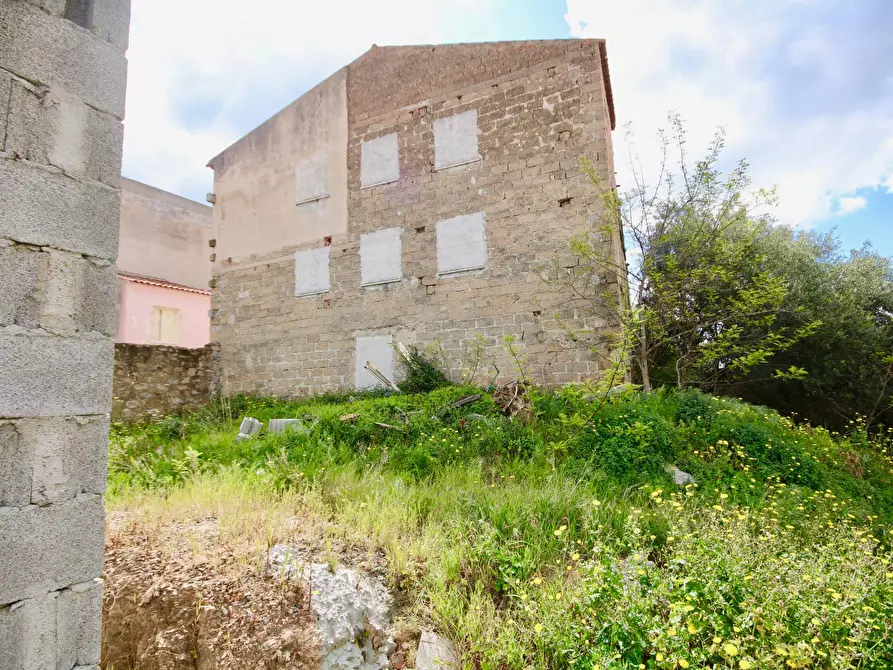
[666,465,696,486]
[235,416,263,441]
[416,631,458,669]
[268,418,304,434]
[266,544,395,670]
[365,361,401,392]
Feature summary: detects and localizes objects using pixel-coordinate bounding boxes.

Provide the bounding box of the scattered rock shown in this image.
[665,465,696,486]
[236,416,263,441]
[416,631,458,669]
[267,544,395,670]
[340,413,360,423]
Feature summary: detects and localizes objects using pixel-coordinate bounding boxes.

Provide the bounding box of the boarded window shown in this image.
[360,227,402,286]
[433,110,480,170]
[436,212,487,276]
[150,307,180,344]
[294,155,329,205]
[360,133,400,188]
[355,335,394,390]
[294,247,330,297]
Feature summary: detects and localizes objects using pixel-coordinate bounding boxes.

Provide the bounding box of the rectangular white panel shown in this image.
[433,109,480,170]
[355,335,394,390]
[294,247,330,296]
[295,154,329,204]
[360,133,400,187]
[436,212,487,275]
[360,227,402,286]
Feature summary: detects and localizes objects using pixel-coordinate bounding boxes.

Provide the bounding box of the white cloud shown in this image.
[836,196,868,215]
[123,0,499,200]
[565,0,893,227]
[884,173,893,194]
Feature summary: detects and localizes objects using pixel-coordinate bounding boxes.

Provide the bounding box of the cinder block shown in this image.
[37,249,84,337]
[57,580,103,668]
[92,0,132,51]
[15,416,109,505]
[78,259,117,336]
[0,422,29,508]
[0,160,120,259]
[0,495,105,604]
[0,330,114,418]
[0,591,57,670]
[4,79,51,164]
[0,71,12,154]
[84,107,124,187]
[0,242,40,330]
[0,2,128,117]
[22,0,66,16]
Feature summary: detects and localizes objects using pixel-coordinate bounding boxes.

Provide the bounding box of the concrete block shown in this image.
[0,494,105,604]
[434,109,480,170]
[0,160,120,258]
[56,580,103,668]
[0,422,29,508]
[0,2,128,117]
[360,227,402,286]
[235,417,262,441]
[22,0,66,16]
[37,249,84,337]
[92,0,132,50]
[84,107,124,187]
[0,330,114,418]
[0,591,57,670]
[78,259,117,336]
[0,71,10,152]
[268,419,303,434]
[355,335,394,390]
[0,242,41,330]
[4,79,51,165]
[436,212,487,275]
[15,416,109,505]
[360,133,399,187]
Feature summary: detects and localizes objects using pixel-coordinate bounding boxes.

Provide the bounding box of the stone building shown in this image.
[208,39,624,396]
[117,178,212,349]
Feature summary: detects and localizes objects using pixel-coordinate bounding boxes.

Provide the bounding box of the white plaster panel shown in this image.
[436,212,487,275]
[360,227,402,286]
[355,335,394,390]
[295,154,329,204]
[433,110,480,170]
[294,247,330,296]
[360,133,400,187]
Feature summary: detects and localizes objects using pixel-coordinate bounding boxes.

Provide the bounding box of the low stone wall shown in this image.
[112,343,218,422]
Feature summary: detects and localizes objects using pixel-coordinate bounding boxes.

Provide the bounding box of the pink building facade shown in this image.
[116,178,213,348]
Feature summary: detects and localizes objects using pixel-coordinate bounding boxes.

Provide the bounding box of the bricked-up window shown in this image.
[151,307,180,344]
[294,247,330,297]
[294,155,329,205]
[360,227,402,286]
[360,133,400,188]
[436,212,487,276]
[433,109,481,170]
[355,335,395,390]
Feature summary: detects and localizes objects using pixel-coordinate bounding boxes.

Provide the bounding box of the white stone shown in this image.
[268,419,303,434]
[416,631,458,669]
[666,465,696,486]
[235,417,262,441]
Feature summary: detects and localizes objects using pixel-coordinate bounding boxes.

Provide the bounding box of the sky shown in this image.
[123,0,892,257]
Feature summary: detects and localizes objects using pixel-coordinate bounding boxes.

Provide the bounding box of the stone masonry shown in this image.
[209,39,623,397]
[112,343,218,423]
[0,1,130,668]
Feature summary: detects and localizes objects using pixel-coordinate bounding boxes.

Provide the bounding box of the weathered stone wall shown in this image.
[211,39,623,397]
[0,1,130,667]
[112,344,218,423]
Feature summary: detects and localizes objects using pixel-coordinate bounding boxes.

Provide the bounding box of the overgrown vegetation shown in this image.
[564,113,893,430]
[109,386,893,668]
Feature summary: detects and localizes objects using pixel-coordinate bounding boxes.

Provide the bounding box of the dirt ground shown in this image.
[102,512,322,669]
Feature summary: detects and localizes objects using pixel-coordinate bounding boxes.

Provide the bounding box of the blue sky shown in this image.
[123,0,892,257]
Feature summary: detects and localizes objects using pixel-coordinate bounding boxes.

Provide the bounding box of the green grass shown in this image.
[108,386,893,669]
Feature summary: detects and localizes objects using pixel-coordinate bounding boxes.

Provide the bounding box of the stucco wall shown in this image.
[118,177,212,290]
[208,69,349,267]
[0,0,130,666]
[116,279,211,348]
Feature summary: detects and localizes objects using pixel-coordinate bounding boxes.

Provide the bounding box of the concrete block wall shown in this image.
[211,40,624,396]
[0,1,130,667]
